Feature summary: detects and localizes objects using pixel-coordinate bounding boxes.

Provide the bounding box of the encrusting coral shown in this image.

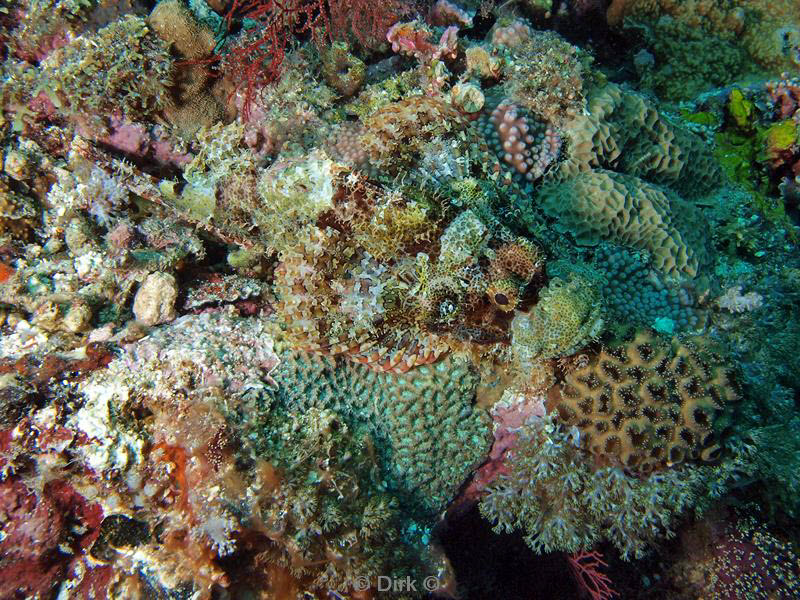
[551,329,739,474]
[539,169,707,277]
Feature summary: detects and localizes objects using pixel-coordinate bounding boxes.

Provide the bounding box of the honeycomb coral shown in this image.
[552,330,738,474]
[539,170,703,277]
[551,83,721,197]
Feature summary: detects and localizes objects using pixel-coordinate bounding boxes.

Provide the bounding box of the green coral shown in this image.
[628,17,755,102]
[763,120,799,154]
[253,406,432,590]
[321,41,366,98]
[728,88,755,129]
[267,348,492,516]
[539,170,708,277]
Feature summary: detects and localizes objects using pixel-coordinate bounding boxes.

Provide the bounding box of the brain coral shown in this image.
[551,329,738,474]
[269,348,492,515]
[539,169,704,277]
[550,83,721,197]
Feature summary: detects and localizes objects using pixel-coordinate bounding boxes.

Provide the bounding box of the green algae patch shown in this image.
[728,88,755,129]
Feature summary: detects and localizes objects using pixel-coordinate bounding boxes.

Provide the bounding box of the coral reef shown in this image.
[269,346,492,515]
[608,0,800,73]
[550,83,722,198]
[594,244,708,332]
[13,15,173,132]
[479,414,757,559]
[0,1,799,597]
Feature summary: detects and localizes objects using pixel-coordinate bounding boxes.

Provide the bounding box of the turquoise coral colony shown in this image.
[0,0,799,598]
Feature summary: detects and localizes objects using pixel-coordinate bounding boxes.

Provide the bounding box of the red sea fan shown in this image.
[568,550,617,600]
[328,0,414,49]
[221,0,331,119]
[220,0,414,118]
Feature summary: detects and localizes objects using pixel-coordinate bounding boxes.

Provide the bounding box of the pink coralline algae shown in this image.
[485,101,563,182]
[491,20,532,48]
[766,75,800,121]
[450,390,546,513]
[386,20,459,63]
[0,478,104,599]
[93,115,192,169]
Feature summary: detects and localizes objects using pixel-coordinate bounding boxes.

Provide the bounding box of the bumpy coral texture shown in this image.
[71,311,436,594]
[478,100,562,184]
[270,348,492,515]
[608,0,800,73]
[552,330,738,474]
[0,175,38,241]
[594,244,707,331]
[511,273,604,365]
[551,83,720,197]
[540,169,704,277]
[321,41,366,97]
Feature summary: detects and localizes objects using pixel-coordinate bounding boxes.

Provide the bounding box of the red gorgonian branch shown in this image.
[568,549,617,600]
